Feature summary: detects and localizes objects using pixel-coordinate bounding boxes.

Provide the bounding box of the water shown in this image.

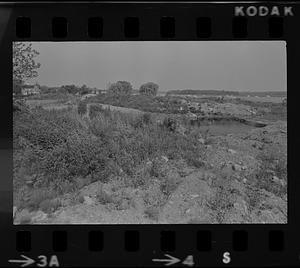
[195,121,256,136]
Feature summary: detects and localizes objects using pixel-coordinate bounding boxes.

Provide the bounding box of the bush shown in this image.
[162,116,178,132]
[89,104,107,119]
[108,81,133,97]
[96,187,114,204]
[133,113,154,129]
[245,186,263,211]
[78,100,87,115]
[39,133,115,191]
[25,188,56,211]
[160,176,179,196]
[208,173,235,223]
[255,148,287,197]
[139,82,159,97]
[14,108,85,150]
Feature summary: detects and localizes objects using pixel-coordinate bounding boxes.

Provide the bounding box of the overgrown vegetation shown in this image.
[254,148,287,197]
[13,102,207,212]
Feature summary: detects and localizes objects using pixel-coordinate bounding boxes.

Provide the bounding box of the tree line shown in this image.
[13,42,160,98]
[107,81,159,97]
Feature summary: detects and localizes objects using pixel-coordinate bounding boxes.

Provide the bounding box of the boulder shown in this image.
[31,210,48,222]
[233,198,248,216]
[83,196,95,205]
[228,149,237,154]
[272,176,286,187]
[161,156,169,162]
[198,138,205,144]
[232,164,242,171]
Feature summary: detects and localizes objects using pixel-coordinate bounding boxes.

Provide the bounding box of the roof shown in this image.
[22,84,36,88]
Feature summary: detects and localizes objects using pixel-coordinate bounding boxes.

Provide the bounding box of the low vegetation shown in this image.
[13,101,206,214]
[13,87,287,224]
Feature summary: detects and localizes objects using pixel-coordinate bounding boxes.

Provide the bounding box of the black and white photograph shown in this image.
[13,41,287,224]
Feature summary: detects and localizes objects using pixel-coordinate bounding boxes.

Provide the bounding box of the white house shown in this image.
[90,88,106,94]
[21,84,40,96]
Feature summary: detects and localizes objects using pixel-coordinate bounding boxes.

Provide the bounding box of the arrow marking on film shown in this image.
[8,255,35,267]
[152,254,181,266]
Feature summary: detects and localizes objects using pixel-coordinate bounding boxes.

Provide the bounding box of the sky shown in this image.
[25,41,286,92]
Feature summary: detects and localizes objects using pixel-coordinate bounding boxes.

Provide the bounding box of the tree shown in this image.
[108,81,133,97]
[139,82,159,97]
[13,42,40,95]
[79,84,89,95]
[61,85,80,95]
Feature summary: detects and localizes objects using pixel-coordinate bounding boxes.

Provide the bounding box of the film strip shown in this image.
[0,1,299,267]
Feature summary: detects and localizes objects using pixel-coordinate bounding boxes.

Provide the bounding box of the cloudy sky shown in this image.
[26,41,286,92]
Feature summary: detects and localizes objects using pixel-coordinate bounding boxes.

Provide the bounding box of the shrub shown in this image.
[78,195,85,204]
[89,104,106,119]
[39,133,114,190]
[25,188,56,211]
[208,173,235,223]
[78,100,87,115]
[150,158,168,178]
[139,82,159,97]
[245,186,263,211]
[14,108,85,150]
[255,148,287,197]
[130,163,152,188]
[95,187,114,204]
[160,176,179,196]
[162,116,179,132]
[133,113,154,128]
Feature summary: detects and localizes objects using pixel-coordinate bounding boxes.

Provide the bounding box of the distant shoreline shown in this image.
[165,89,287,97]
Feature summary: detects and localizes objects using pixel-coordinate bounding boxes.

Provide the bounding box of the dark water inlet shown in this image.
[189,116,267,136]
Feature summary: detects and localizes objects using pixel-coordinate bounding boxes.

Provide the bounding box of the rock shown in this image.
[228,149,237,154]
[272,176,286,186]
[242,178,247,184]
[206,145,212,149]
[83,196,94,205]
[234,199,248,216]
[161,156,169,162]
[185,208,191,214]
[232,164,242,171]
[198,138,205,144]
[191,194,199,199]
[31,210,48,222]
[241,166,247,171]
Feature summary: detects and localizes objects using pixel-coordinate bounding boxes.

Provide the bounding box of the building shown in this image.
[90,88,106,94]
[21,84,40,96]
